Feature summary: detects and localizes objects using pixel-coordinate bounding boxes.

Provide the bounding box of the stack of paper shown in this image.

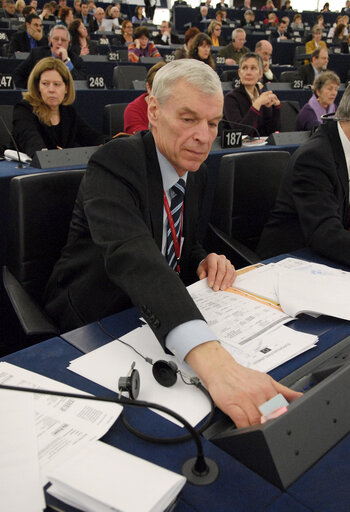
[234,257,350,321]
[47,440,186,512]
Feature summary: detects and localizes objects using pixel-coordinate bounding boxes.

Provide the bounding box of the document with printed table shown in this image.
[0,362,122,483]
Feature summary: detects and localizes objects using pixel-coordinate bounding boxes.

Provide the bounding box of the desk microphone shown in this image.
[0,383,219,486]
[222,119,261,139]
[0,116,24,168]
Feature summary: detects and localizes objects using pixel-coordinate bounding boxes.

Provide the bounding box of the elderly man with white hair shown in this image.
[45,59,301,429]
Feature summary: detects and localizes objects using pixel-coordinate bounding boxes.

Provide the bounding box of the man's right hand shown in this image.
[185,341,302,428]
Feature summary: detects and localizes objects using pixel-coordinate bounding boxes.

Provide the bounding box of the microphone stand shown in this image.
[0,383,219,485]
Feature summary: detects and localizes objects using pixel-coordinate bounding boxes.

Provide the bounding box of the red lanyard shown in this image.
[163,190,184,273]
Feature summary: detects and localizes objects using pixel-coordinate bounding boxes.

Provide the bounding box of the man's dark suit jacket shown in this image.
[297,63,316,86]
[257,121,350,266]
[13,46,86,89]
[88,18,102,34]
[76,12,94,26]
[153,32,181,45]
[9,30,48,55]
[269,30,291,42]
[44,131,208,345]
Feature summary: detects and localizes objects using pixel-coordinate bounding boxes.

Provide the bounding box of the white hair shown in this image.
[151,59,222,106]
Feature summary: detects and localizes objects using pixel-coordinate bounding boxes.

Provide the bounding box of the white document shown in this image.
[0,362,122,483]
[222,325,318,373]
[47,440,186,512]
[0,389,45,512]
[234,258,350,321]
[187,278,291,344]
[68,329,211,427]
[4,149,32,163]
[100,18,114,31]
[278,269,350,320]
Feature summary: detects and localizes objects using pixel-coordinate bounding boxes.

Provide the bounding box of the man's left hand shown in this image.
[197,252,236,291]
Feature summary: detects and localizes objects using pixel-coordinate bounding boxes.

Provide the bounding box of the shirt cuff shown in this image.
[165,319,217,363]
[65,59,73,71]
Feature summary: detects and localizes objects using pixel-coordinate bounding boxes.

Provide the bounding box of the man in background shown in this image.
[13,24,86,88]
[153,21,181,45]
[298,47,329,85]
[218,27,249,65]
[255,39,278,83]
[9,13,47,54]
[258,85,350,267]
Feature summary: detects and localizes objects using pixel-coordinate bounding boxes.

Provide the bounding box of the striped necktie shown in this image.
[166,178,186,270]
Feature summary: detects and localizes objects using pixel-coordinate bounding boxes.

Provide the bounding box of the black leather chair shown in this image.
[113,65,147,89]
[280,100,300,131]
[279,70,302,82]
[206,151,290,269]
[3,170,85,337]
[103,103,128,136]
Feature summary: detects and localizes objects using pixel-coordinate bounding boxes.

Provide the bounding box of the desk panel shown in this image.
[4,300,350,511]
[2,337,284,512]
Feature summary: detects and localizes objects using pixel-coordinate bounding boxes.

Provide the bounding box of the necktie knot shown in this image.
[171,178,185,200]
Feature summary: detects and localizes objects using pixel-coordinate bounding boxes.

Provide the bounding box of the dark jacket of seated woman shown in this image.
[12,100,106,157]
[11,55,106,158]
[223,83,280,136]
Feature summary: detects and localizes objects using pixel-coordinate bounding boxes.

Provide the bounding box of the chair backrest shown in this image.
[6,170,85,303]
[280,100,300,132]
[221,81,233,92]
[14,51,29,59]
[139,56,163,64]
[220,70,236,82]
[211,151,290,250]
[266,82,293,90]
[0,104,14,153]
[294,44,308,67]
[279,70,301,83]
[132,79,146,90]
[103,102,128,136]
[113,65,147,89]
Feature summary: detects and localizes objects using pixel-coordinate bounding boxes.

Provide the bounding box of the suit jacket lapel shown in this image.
[143,132,163,250]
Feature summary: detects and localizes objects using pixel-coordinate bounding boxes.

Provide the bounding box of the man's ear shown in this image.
[147,95,160,126]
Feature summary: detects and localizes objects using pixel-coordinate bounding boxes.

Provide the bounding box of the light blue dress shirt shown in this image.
[156,149,217,362]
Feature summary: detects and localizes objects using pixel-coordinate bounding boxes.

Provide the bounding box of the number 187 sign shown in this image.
[221,129,242,148]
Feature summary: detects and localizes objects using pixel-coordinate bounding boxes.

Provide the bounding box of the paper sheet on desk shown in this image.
[187,280,317,372]
[68,329,211,427]
[0,362,122,484]
[0,389,45,512]
[234,258,350,320]
[4,149,32,163]
[222,325,317,373]
[47,440,186,512]
[278,269,350,320]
